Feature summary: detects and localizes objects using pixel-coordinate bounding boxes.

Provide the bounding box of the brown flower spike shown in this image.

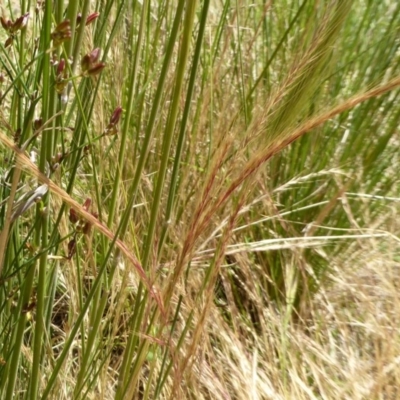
[69,198,98,235]
[81,48,105,76]
[1,13,29,48]
[51,19,71,47]
[104,106,123,136]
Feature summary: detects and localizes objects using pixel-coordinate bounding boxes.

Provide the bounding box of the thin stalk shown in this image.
[153,295,183,398]
[27,0,53,396]
[73,292,109,398]
[71,2,128,396]
[65,0,80,59]
[114,3,189,394]
[0,167,21,274]
[71,0,91,74]
[107,0,142,227]
[4,260,36,400]
[158,0,210,255]
[40,233,122,400]
[246,0,308,103]
[117,3,198,397]
[234,0,248,126]
[116,1,185,242]
[142,0,197,273]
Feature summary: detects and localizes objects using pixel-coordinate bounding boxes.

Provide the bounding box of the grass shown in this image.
[1,0,400,398]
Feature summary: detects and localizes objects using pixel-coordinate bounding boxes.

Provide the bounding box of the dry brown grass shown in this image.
[171,231,400,400]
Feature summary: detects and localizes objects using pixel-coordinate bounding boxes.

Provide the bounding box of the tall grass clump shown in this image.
[1,0,400,398]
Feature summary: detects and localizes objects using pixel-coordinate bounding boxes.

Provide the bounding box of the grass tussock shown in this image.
[1,0,400,399]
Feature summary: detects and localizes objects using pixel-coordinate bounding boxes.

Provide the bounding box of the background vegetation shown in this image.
[1,0,400,398]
